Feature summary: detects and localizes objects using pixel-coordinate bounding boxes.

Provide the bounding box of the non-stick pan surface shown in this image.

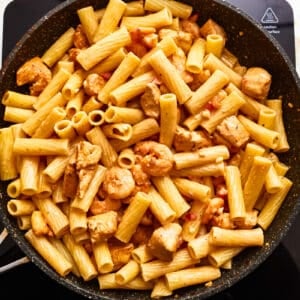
[0,0,299,299]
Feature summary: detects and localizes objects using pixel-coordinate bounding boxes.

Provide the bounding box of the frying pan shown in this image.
[0,0,299,299]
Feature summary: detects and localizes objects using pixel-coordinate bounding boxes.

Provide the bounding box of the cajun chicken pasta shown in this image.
[0,0,293,297]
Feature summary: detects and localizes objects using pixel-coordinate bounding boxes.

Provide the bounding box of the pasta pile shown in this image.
[0,0,293,297]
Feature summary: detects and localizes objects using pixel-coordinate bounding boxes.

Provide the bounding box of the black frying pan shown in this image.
[0,0,299,299]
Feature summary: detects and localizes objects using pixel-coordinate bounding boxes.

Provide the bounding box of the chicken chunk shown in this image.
[173,126,212,152]
[74,24,89,49]
[216,115,250,148]
[147,223,182,261]
[77,166,97,198]
[16,56,52,96]
[140,82,161,119]
[241,67,272,101]
[180,15,200,39]
[62,141,102,199]
[170,48,193,83]
[87,211,118,243]
[76,141,102,169]
[158,28,193,53]
[89,197,122,215]
[212,212,236,229]
[199,18,227,40]
[62,156,78,199]
[109,243,134,271]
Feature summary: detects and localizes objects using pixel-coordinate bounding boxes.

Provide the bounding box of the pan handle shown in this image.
[0,228,30,274]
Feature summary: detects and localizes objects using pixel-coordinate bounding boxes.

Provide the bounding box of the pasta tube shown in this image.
[121,8,173,30]
[77,6,98,44]
[144,0,192,19]
[115,192,152,243]
[25,229,72,277]
[257,177,293,230]
[185,69,229,114]
[104,106,144,124]
[1,90,36,109]
[165,266,221,291]
[93,241,114,274]
[209,227,264,247]
[159,93,177,147]
[267,99,290,152]
[152,176,190,218]
[148,49,192,104]
[98,52,140,104]
[33,197,69,238]
[238,115,280,150]
[13,138,69,156]
[186,38,206,73]
[76,27,131,70]
[7,199,36,216]
[63,233,98,281]
[98,274,153,290]
[141,248,198,281]
[224,166,246,221]
[0,127,18,180]
[93,0,127,42]
[243,156,272,211]
[41,27,75,67]
[4,106,34,123]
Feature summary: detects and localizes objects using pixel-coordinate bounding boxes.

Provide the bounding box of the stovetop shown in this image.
[0,0,299,299]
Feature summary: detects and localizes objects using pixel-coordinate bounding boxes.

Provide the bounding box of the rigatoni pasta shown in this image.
[0,0,294,298]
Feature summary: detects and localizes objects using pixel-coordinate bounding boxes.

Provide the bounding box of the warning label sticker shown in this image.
[261,7,279,24]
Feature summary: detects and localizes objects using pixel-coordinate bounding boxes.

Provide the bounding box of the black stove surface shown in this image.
[0,0,299,299]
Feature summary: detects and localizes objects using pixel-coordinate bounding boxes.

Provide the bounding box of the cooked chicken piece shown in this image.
[69,47,81,62]
[76,141,102,169]
[216,115,250,148]
[74,24,89,49]
[63,141,102,199]
[83,73,106,96]
[212,212,236,229]
[31,211,52,236]
[241,67,271,101]
[87,211,118,243]
[170,48,193,83]
[180,15,200,39]
[77,166,96,198]
[202,197,224,225]
[109,243,134,271]
[62,162,78,198]
[158,28,193,53]
[16,56,52,96]
[89,197,122,215]
[131,225,153,245]
[140,82,161,119]
[228,151,243,167]
[173,126,212,152]
[127,28,156,58]
[147,223,182,261]
[199,18,227,40]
